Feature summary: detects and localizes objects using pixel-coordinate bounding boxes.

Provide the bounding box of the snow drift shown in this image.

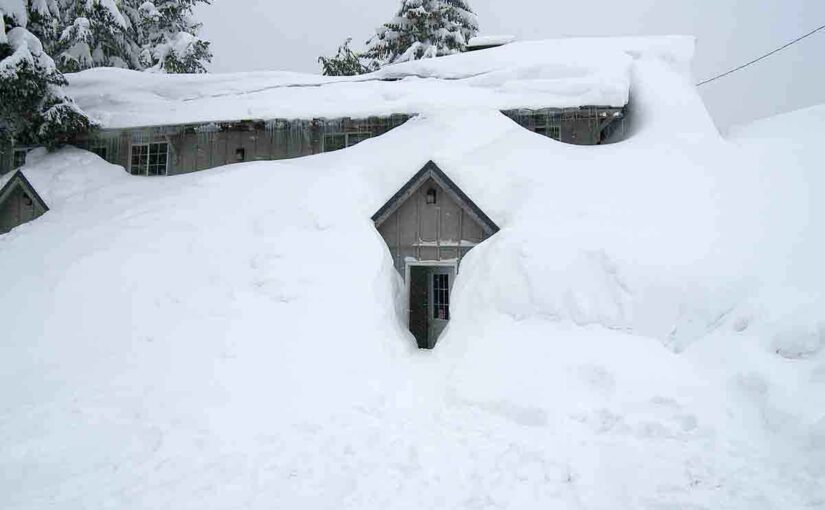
[1,38,823,509]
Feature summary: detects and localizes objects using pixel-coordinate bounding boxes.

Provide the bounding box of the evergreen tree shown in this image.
[363,0,478,67]
[0,0,95,148]
[57,0,139,72]
[55,0,211,74]
[134,0,211,73]
[318,38,375,76]
[26,0,60,53]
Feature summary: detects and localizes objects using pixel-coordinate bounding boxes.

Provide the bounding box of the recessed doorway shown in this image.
[407,262,456,349]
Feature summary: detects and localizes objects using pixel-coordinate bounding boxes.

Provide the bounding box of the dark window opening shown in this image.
[12,149,27,169]
[426,188,437,205]
[91,146,108,160]
[235,148,246,162]
[433,273,450,320]
[22,193,33,206]
[130,142,168,176]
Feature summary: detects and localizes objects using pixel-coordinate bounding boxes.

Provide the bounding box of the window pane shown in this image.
[131,145,146,175]
[323,134,346,152]
[145,143,168,176]
[347,132,371,147]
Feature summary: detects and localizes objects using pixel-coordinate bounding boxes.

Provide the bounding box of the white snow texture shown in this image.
[0,37,823,509]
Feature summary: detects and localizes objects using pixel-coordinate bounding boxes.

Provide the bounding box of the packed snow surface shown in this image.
[61,37,695,129]
[2,38,824,509]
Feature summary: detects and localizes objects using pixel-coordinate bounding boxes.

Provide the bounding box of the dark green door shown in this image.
[409,266,429,348]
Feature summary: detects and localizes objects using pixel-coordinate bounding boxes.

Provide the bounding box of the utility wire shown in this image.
[697,23,825,86]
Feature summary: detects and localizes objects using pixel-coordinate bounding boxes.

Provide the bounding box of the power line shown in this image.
[697,23,825,86]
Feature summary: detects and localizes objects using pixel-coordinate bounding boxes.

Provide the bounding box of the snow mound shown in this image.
[1,38,824,509]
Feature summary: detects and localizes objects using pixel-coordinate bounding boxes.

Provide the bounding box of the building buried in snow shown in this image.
[0,170,49,235]
[373,161,499,349]
[0,107,622,176]
[1,38,631,175]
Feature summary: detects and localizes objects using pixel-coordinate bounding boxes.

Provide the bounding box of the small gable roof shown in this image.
[372,160,499,236]
[0,170,49,212]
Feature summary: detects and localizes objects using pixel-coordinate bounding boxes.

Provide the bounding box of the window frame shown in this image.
[322,132,372,152]
[129,141,169,176]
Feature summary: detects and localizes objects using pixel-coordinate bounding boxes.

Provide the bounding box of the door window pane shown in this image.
[433,273,450,320]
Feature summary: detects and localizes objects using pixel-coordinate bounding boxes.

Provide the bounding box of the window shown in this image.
[433,274,450,320]
[426,188,437,205]
[346,132,371,147]
[12,149,27,169]
[91,146,108,160]
[323,132,371,152]
[130,142,169,176]
[235,148,246,162]
[323,134,347,152]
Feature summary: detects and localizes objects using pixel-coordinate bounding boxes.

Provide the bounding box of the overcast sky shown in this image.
[196,0,825,129]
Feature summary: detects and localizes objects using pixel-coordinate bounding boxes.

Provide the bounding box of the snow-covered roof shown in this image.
[65,36,694,130]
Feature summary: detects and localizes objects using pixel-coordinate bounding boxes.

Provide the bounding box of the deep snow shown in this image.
[1,39,824,509]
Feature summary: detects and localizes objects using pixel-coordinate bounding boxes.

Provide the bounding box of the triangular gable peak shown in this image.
[371,161,499,235]
[372,161,499,278]
[0,170,49,235]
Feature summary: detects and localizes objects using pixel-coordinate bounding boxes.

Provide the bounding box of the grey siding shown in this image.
[15,106,625,178]
[502,106,625,145]
[77,115,412,176]
[378,177,489,276]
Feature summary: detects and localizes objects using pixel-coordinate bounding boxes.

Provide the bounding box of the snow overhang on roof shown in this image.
[467,35,517,50]
[63,36,698,131]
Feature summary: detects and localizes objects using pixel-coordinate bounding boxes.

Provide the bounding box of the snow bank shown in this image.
[1,38,823,509]
[64,37,693,129]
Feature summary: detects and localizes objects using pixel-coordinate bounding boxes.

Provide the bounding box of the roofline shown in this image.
[81,105,626,133]
[371,160,500,236]
[0,170,50,212]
